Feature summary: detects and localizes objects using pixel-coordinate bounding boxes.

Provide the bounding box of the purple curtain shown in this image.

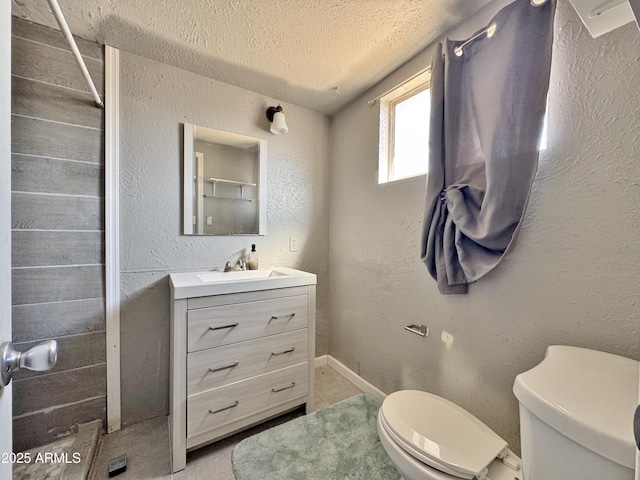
[421,0,556,294]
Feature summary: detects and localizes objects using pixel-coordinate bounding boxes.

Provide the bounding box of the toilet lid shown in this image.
[380,390,508,479]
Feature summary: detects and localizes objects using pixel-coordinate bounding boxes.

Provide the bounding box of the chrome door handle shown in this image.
[0,340,58,387]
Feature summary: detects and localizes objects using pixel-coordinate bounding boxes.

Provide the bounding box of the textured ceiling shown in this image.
[11,0,493,114]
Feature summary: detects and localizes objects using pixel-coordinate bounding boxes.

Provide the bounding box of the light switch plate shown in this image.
[289,237,299,252]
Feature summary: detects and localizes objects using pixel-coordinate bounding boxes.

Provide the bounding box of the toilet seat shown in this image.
[379,390,509,479]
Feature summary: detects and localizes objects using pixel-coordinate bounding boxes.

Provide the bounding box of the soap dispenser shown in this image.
[247,244,258,270]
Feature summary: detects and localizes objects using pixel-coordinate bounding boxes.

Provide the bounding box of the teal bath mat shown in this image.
[232,394,400,480]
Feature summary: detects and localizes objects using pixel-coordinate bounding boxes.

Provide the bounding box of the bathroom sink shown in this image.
[170,267,316,299]
[196,269,279,283]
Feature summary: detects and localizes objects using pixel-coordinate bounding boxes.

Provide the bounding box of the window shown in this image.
[538,114,548,151]
[378,70,431,184]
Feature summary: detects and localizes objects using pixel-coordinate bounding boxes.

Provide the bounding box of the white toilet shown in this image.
[377,390,521,480]
[377,345,639,480]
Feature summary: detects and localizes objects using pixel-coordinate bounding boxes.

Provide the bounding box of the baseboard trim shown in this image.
[314,354,328,368]
[315,354,387,402]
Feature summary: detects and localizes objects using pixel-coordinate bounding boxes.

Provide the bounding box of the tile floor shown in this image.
[13,436,76,480]
[89,365,364,480]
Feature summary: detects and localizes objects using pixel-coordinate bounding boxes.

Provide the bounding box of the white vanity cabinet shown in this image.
[169,268,316,473]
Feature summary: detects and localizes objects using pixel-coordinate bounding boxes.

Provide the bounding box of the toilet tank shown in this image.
[513,345,638,480]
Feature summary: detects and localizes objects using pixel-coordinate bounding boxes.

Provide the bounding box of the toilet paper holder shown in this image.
[404,324,429,337]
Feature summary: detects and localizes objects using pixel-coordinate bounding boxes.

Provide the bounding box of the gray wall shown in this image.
[329,0,640,453]
[119,52,330,426]
[10,18,106,451]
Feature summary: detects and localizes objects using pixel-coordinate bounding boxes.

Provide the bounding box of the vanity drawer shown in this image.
[187,295,308,352]
[187,362,308,439]
[187,329,308,395]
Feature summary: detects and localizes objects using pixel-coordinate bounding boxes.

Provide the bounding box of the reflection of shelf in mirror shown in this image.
[207,178,257,187]
[203,194,253,202]
[207,177,256,201]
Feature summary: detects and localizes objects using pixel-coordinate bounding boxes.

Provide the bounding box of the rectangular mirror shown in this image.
[183,124,266,235]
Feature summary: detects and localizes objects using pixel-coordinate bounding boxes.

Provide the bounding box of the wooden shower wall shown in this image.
[10,17,106,451]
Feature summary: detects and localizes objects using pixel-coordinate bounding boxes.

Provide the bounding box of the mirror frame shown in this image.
[183,123,267,235]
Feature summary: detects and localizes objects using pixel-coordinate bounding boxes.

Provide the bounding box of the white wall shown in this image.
[119,51,330,425]
[1,0,13,473]
[329,0,640,451]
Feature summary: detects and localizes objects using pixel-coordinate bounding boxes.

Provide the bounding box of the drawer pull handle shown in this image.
[272,382,296,393]
[269,313,295,321]
[208,361,239,373]
[209,401,239,414]
[208,322,239,331]
[271,347,295,356]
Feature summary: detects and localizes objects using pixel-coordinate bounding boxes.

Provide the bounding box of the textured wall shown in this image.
[119,52,330,426]
[329,0,640,453]
[10,18,106,451]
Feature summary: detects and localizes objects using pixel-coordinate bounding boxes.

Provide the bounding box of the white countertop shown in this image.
[169,267,317,299]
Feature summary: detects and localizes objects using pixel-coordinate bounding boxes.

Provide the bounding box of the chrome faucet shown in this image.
[224,259,246,272]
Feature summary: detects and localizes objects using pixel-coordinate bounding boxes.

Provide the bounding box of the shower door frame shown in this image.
[104,44,121,434]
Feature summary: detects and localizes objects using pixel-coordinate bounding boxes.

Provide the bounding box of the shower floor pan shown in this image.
[12,419,101,480]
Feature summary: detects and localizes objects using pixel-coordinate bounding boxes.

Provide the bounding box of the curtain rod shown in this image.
[371,0,550,85]
[46,0,104,109]
[454,22,497,57]
[454,0,547,57]
[368,0,550,105]
[367,66,431,105]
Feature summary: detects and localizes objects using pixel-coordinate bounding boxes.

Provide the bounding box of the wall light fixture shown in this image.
[266,105,289,134]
